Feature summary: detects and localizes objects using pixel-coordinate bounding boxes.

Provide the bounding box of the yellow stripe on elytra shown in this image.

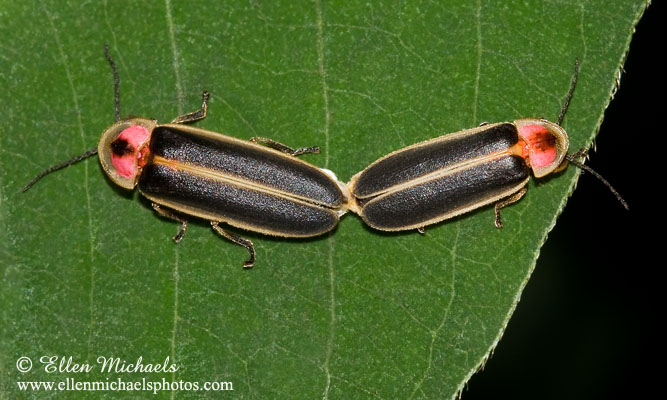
[151,155,336,209]
[359,149,516,200]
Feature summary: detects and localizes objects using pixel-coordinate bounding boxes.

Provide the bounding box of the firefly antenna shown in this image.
[557,59,579,126]
[22,44,123,192]
[553,59,628,210]
[565,152,629,210]
[104,43,121,122]
[22,148,99,192]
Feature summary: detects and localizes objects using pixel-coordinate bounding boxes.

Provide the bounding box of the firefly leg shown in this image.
[171,91,210,124]
[152,203,188,242]
[417,227,426,235]
[249,137,320,156]
[210,222,256,269]
[493,188,527,228]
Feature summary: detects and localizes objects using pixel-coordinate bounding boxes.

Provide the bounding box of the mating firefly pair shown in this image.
[23,49,627,268]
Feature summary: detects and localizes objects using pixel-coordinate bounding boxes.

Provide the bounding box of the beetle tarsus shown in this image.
[417,227,426,234]
[172,223,188,243]
[249,137,320,156]
[211,222,256,268]
[494,188,527,228]
[291,146,321,156]
[171,91,210,124]
[494,211,503,229]
[152,203,189,242]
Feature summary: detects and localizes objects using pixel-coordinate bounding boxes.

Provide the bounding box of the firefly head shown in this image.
[514,119,569,178]
[98,117,157,189]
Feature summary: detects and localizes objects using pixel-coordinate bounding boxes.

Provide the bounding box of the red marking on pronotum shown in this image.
[110,125,151,178]
[517,124,557,170]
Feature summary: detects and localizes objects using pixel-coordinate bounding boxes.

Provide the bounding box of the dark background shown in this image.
[465,2,660,399]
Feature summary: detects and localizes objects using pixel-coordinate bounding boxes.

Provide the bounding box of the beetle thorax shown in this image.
[513,119,569,178]
[110,125,152,180]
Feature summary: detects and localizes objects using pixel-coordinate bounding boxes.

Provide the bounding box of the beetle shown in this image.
[347,60,627,232]
[23,45,349,268]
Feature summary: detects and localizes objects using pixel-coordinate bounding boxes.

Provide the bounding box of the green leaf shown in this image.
[1,1,646,398]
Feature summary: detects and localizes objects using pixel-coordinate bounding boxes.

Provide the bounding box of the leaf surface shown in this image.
[1,1,647,398]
